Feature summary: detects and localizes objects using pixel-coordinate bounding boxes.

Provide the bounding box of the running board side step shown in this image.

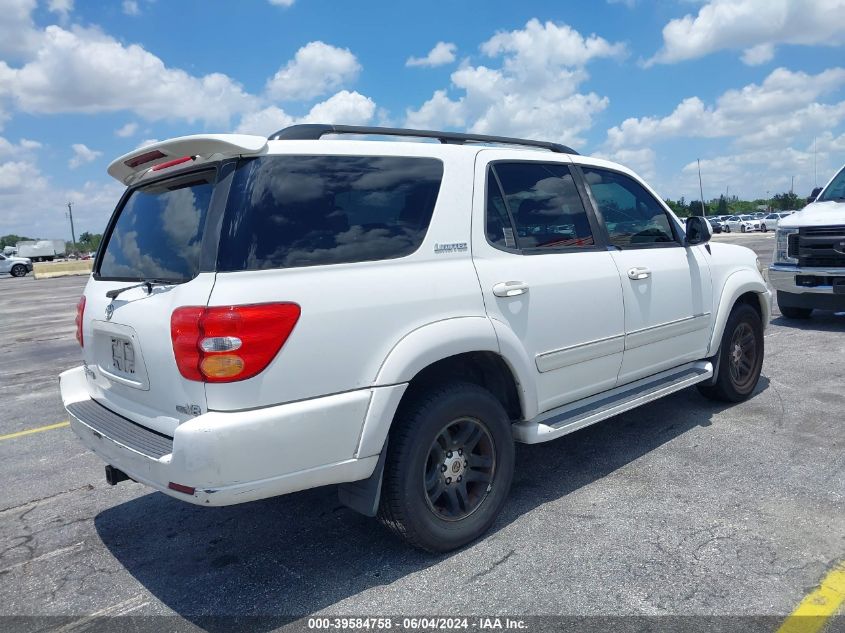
[513,361,713,444]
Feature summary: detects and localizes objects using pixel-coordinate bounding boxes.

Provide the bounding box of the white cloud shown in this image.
[265,41,360,101]
[235,90,376,136]
[48,0,73,18]
[740,43,774,66]
[234,107,293,137]
[3,25,257,126]
[405,19,625,146]
[301,90,375,124]
[268,0,295,6]
[0,0,41,58]
[0,159,46,192]
[0,136,41,159]
[122,0,140,16]
[68,143,101,168]
[648,0,845,66]
[406,42,457,68]
[0,157,123,237]
[115,122,138,137]
[605,67,845,151]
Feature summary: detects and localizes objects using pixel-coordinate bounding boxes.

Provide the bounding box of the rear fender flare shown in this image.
[357,317,536,458]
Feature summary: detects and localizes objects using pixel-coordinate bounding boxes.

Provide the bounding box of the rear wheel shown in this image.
[698,303,764,403]
[725,226,731,233]
[378,382,514,552]
[10,264,27,277]
[761,224,767,232]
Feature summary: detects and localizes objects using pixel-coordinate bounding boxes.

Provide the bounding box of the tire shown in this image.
[761,224,767,232]
[10,264,27,277]
[378,382,515,552]
[725,226,731,233]
[698,303,764,403]
[779,304,813,319]
[741,225,746,233]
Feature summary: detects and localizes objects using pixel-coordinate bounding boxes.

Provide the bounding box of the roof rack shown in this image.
[267,124,578,155]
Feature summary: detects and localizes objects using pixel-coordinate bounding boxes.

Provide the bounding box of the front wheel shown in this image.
[761,224,767,232]
[378,382,515,552]
[698,303,764,403]
[10,264,27,277]
[725,226,731,233]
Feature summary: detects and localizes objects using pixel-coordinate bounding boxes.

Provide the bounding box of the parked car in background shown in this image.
[0,253,33,277]
[705,218,722,233]
[760,212,791,232]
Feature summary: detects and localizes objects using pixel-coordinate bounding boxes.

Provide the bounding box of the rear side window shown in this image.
[99,170,214,281]
[217,156,443,271]
[582,167,676,247]
[489,162,595,250]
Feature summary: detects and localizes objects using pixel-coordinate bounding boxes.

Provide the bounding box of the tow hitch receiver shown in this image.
[105,465,130,486]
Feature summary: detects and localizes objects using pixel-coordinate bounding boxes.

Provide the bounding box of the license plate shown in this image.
[111,337,135,374]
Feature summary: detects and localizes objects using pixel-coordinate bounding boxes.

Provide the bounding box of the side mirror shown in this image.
[807,186,822,203]
[685,216,712,246]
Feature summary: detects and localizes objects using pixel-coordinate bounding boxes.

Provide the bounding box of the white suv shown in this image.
[60,125,771,551]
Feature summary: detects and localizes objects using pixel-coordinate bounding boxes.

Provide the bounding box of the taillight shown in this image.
[170,303,300,383]
[75,296,86,347]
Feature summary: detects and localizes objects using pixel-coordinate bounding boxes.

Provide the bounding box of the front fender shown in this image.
[707,269,772,356]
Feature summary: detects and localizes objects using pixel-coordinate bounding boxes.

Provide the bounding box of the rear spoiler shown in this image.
[107,134,268,185]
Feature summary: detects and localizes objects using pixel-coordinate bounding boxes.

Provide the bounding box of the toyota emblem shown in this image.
[105,303,114,321]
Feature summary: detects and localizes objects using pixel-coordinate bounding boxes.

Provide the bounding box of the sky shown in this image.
[1,0,844,240]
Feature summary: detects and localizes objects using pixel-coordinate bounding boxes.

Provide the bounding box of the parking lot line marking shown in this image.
[776,561,845,633]
[0,420,69,442]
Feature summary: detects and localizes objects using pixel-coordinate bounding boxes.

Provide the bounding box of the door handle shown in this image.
[492,281,529,297]
[627,267,651,280]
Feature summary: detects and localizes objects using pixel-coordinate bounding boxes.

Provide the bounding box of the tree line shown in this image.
[664,191,806,217]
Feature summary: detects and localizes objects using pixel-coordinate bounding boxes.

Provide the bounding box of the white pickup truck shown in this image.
[60,125,771,551]
[769,164,845,318]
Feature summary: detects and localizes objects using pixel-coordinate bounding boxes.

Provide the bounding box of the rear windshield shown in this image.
[216,155,443,271]
[98,170,214,281]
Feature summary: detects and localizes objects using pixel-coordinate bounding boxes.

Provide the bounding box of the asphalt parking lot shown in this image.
[1,232,843,632]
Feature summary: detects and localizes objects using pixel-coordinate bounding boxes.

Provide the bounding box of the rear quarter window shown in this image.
[217,155,443,271]
[98,170,214,281]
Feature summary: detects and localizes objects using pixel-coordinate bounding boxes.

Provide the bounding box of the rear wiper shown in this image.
[106,279,181,300]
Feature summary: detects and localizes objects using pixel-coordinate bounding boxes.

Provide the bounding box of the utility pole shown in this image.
[790,175,794,196]
[67,202,77,253]
[814,137,818,187]
[697,159,706,216]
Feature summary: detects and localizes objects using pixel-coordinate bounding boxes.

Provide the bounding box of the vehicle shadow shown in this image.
[94,385,751,632]
[770,311,845,332]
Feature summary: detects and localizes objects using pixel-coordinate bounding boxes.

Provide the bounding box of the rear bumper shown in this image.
[60,366,381,506]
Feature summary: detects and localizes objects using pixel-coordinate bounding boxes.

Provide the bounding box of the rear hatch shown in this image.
[81,167,222,436]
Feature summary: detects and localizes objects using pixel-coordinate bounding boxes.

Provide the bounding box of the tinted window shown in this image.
[491,163,594,249]
[217,156,443,271]
[582,167,676,247]
[817,167,845,201]
[99,170,214,280]
[485,173,517,249]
